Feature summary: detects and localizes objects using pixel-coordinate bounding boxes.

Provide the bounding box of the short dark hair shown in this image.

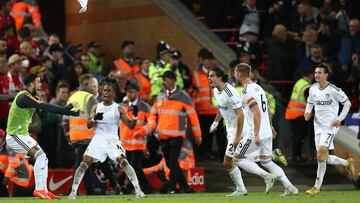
[162,70,176,80]
[316,63,329,73]
[17,27,31,39]
[210,66,228,82]
[126,82,140,91]
[121,40,135,50]
[56,83,70,93]
[24,73,39,86]
[235,63,252,77]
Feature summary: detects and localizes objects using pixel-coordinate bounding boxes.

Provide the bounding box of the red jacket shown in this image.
[0,73,23,119]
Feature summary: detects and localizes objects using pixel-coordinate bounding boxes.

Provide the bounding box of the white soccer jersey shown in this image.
[214,83,246,139]
[241,83,272,139]
[95,102,120,140]
[307,83,349,127]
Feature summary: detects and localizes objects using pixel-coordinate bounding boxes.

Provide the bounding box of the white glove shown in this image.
[77,0,88,13]
[209,121,219,133]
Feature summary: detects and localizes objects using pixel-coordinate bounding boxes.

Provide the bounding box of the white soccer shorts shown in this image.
[235,136,273,162]
[6,134,40,154]
[314,122,337,150]
[84,135,126,163]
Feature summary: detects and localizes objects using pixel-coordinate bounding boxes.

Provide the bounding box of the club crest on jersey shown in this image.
[325,93,330,99]
[255,87,260,92]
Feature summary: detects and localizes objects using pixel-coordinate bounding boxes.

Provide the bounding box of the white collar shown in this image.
[166,87,177,97]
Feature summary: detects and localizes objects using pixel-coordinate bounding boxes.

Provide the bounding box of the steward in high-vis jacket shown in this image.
[120,82,152,193]
[135,71,201,193]
[113,41,139,81]
[149,41,183,101]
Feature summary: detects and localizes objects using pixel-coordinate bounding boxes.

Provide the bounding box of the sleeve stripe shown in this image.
[341,99,349,104]
[224,85,233,97]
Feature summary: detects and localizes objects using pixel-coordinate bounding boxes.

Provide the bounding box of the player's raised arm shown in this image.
[17,91,79,116]
[119,105,137,129]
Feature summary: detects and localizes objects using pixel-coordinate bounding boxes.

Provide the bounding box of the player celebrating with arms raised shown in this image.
[68,82,145,199]
[305,63,355,195]
[6,74,79,199]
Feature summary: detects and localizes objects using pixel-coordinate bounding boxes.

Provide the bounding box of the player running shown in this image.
[208,66,276,196]
[305,63,355,195]
[68,82,145,199]
[6,74,79,199]
[233,63,298,196]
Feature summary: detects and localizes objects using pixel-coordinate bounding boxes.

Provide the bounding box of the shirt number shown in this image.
[260,94,267,112]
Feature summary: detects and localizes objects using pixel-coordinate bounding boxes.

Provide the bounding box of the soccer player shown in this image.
[208,66,276,196]
[5,74,79,199]
[233,63,298,196]
[304,63,355,195]
[68,82,145,199]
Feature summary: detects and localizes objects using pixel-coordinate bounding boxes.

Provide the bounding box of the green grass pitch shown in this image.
[1,191,360,203]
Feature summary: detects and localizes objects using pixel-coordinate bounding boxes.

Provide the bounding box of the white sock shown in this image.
[71,162,88,193]
[34,151,46,191]
[227,167,246,192]
[261,160,293,188]
[327,155,347,166]
[314,160,327,189]
[43,158,49,192]
[121,160,141,192]
[233,158,269,179]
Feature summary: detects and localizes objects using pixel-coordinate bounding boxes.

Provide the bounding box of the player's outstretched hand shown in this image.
[209,121,219,133]
[132,105,139,117]
[332,119,341,128]
[304,112,312,121]
[195,136,202,146]
[232,136,240,147]
[69,110,80,117]
[94,112,104,120]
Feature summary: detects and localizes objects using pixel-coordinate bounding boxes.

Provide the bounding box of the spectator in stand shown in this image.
[149,41,183,101]
[291,0,320,34]
[120,82,153,193]
[17,26,39,55]
[0,1,16,37]
[338,19,360,74]
[113,40,139,80]
[0,58,18,130]
[237,0,261,43]
[317,19,340,58]
[135,58,151,103]
[265,0,292,37]
[48,43,67,84]
[66,62,87,92]
[170,50,192,92]
[335,0,357,34]
[39,55,56,95]
[65,44,83,66]
[49,83,74,168]
[296,44,344,86]
[8,53,26,87]
[3,24,19,55]
[135,70,201,193]
[19,41,38,70]
[42,33,60,58]
[296,28,318,65]
[267,24,297,81]
[86,41,103,76]
[81,53,90,72]
[0,38,7,60]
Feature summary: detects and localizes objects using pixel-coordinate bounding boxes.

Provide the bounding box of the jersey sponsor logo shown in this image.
[316,100,333,105]
[49,175,72,191]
